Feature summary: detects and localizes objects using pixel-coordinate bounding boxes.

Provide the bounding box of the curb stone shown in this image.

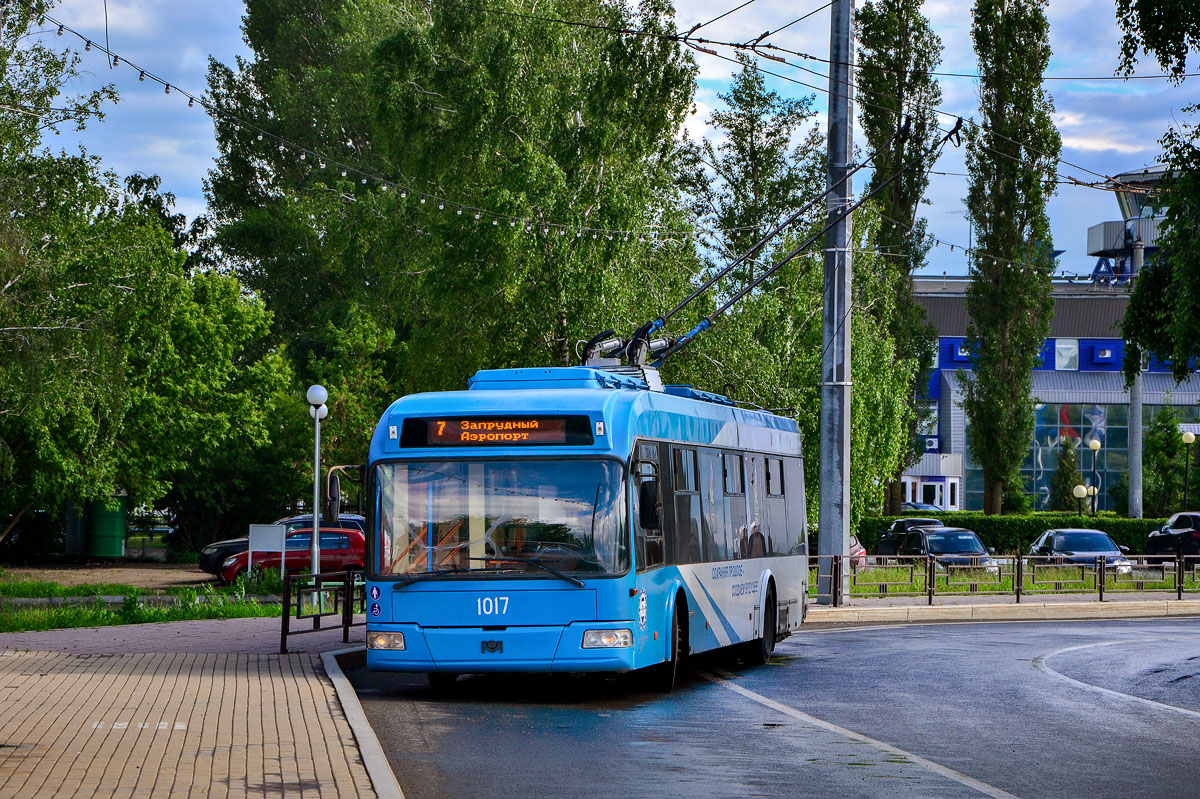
[805,598,1200,624]
[324,645,405,799]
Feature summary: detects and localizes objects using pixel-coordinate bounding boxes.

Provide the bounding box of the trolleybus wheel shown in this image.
[744,587,776,666]
[427,672,458,689]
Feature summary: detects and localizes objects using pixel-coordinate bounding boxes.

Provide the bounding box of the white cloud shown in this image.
[1060,135,1154,154]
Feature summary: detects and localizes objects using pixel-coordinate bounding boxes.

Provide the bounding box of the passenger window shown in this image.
[670,447,702,565]
[765,458,784,496]
[723,453,744,494]
[673,448,697,492]
[698,449,730,561]
[634,443,665,571]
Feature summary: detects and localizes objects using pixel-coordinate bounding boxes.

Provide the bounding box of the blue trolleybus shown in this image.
[364,366,808,689]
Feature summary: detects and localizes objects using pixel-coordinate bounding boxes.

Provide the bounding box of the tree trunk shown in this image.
[558,309,569,366]
[983,479,1003,515]
[0,501,33,546]
[885,474,904,515]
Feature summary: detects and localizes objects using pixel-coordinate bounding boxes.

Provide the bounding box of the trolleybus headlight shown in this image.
[222,556,238,569]
[582,629,632,648]
[368,631,406,650]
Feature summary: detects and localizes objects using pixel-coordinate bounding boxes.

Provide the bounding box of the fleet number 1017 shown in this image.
[477,596,509,615]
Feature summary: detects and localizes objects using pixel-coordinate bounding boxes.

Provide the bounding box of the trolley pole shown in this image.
[817,0,854,605]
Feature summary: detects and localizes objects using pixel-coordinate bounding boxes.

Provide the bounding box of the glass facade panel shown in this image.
[965,401,1145,512]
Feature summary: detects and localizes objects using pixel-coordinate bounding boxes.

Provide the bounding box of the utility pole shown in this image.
[1128,235,1144,518]
[817,0,854,605]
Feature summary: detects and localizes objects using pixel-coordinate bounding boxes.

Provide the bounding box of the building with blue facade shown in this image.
[902,167,1197,512]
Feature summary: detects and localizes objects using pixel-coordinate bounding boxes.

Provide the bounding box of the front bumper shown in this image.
[365,621,638,673]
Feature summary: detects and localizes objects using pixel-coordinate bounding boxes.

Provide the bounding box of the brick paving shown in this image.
[0,618,377,798]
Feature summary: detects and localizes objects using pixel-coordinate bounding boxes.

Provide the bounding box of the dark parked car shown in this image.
[902,501,942,512]
[219,528,365,583]
[875,517,946,556]
[1145,513,1200,558]
[1029,528,1131,573]
[198,513,366,575]
[897,527,998,573]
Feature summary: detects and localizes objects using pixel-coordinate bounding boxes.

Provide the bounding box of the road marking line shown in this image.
[1032,640,1200,720]
[703,669,1022,799]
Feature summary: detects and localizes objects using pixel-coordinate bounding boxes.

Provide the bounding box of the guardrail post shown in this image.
[1015,556,1023,604]
[927,555,935,606]
[280,571,292,655]
[1097,556,1105,602]
[1179,555,1185,601]
[342,570,353,643]
[832,555,842,607]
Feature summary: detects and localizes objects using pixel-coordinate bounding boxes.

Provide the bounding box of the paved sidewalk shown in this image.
[0,618,379,799]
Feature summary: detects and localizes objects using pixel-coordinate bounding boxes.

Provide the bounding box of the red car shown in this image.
[219,528,365,582]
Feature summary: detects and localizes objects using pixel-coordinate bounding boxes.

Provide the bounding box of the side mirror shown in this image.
[987,546,996,555]
[324,473,341,526]
[638,480,660,530]
[1119,544,1130,553]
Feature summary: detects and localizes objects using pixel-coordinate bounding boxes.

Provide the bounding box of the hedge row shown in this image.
[855,513,1168,555]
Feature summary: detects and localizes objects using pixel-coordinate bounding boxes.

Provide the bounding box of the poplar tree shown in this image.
[856,0,943,513]
[962,0,1061,515]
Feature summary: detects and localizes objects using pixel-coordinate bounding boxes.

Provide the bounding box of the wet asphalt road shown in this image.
[346,617,1200,799]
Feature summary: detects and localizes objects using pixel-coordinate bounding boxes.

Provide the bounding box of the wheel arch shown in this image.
[663,580,689,659]
[755,569,777,638]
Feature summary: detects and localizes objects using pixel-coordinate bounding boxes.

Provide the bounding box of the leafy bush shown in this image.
[857,512,1166,554]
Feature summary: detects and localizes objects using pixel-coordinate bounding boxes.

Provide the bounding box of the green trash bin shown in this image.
[87,498,127,558]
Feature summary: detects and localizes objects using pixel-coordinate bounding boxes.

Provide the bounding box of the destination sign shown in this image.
[430,418,566,445]
[400,416,594,447]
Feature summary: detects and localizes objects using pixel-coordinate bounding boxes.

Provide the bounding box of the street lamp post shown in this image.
[1088,438,1101,514]
[1073,484,1087,517]
[1087,486,1098,518]
[307,385,328,580]
[1184,431,1196,509]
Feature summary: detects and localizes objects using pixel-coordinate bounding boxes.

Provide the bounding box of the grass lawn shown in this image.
[0,590,280,633]
[808,562,1198,596]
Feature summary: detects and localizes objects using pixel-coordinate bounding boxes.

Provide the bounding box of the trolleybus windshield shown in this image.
[375,459,628,578]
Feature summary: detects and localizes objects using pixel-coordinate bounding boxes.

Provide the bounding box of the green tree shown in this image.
[1116,0,1200,80]
[1048,436,1083,511]
[856,0,944,513]
[1120,117,1200,382]
[205,0,700,470]
[962,0,1061,515]
[1114,4,1199,386]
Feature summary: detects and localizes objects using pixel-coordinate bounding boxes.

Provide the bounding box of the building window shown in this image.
[918,402,938,437]
[1055,339,1079,371]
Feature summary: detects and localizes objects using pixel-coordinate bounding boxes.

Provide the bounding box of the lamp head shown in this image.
[1089,438,1101,452]
[309,403,328,420]
[306,384,328,407]
[1185,431,1196,446]
[1087,486,1098,496]
[1072,485,1087,499]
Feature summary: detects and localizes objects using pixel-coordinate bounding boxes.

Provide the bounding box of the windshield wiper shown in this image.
[469,556,585,587]
[393,567,508,587]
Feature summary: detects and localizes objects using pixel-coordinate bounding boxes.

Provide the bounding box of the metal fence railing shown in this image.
[279,570,366,654]
[808,553,1200,607]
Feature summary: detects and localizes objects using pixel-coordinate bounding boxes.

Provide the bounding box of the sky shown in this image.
[43,0,1199,277]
